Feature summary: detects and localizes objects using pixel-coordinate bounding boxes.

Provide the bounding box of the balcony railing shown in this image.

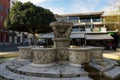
[72,27,107,33]
[93,19,102,22]
[67,19,102,23]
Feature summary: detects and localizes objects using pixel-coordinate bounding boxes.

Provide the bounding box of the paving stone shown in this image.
[104,58,118,65]
[90,58,117,72]
[5,59,89,78]
[103,66,120,79]
[0,59,93,80]
[0,65,92,80]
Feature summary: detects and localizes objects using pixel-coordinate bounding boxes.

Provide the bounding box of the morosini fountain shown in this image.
[0,21,120,80]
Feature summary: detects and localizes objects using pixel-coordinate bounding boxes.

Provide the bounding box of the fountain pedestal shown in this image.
[56,48,69,60]
[50,22,73,61]
[53,38,71,48]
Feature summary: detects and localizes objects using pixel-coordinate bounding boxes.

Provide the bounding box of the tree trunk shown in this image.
[33,33,37,45]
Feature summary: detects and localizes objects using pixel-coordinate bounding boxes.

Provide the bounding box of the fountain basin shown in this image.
[31,48,56,67]
[68,47,91,67]
[89,47,104,64]
[50,22,73,38]
[18,46,33,61]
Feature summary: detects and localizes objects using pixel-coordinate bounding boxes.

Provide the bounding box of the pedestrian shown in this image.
[108,42,113,50]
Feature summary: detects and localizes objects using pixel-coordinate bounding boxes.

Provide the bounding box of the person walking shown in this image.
[109,42,113,50]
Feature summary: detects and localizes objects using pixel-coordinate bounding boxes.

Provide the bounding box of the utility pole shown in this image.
[84,23,87,47]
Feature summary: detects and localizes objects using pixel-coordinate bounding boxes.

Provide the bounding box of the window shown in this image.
[69,16,79,23]
[93,18,102,22]
[80,18,91,22]
[0,16,4,22]
[86,25,91,28]
[6,35,9,42]
[0,34,2,42]
[0,5,3,11]
[6,9,9,14]
[92,17,102,22]
[72,28,80,32]
[80,26,85,31]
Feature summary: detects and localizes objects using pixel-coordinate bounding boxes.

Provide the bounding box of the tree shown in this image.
[4,1,56,45]
[104,0,120,33]
[105,15,120,31]
[104,0,120,47]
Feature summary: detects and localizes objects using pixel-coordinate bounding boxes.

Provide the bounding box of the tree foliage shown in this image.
[104,0,120,32]
[105,15,120,31]
[4,1,56,35]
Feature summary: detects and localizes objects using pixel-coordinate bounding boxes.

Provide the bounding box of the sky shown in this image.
[17,0,119,15]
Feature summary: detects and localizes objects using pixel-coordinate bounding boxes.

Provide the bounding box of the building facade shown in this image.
[56,12,106,33]
[0,0,26,46]
[41,12,117,49]
[0,0,10,45]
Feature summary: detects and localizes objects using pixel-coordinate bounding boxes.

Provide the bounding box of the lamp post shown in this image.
[84,23,87,47]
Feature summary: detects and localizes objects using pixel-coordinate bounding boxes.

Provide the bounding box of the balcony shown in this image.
[71,27,107,33]
[87,27,107,33]
[80,19,91,23]
[69,20,79,23]
[93,18,102,22]
[69,19,102,24]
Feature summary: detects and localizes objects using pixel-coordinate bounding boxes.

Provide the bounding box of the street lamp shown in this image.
[84,23,87,46]
[84,22,90,46]
[84,23,87,47]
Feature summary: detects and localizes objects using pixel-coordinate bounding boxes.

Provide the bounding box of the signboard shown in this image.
[92,28,101,32]
[109,32,115,35]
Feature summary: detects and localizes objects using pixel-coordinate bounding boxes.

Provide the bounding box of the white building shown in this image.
[41,12,118,49]
[10,0,17,8]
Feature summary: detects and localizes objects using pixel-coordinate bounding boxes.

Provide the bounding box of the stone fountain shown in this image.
[0,21,120,80]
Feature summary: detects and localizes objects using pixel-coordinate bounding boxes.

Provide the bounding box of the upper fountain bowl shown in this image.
[50,21,73,38]
[50,21,73,28]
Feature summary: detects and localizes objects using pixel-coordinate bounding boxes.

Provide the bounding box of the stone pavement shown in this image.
[0,60,93,80]
[103,49,120,60]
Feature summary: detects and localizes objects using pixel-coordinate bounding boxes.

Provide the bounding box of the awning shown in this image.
[70,33,85,38]
[40,33,114,40]
[40,33,85,39]
[86,34,114,40]
[40,33,54,39]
